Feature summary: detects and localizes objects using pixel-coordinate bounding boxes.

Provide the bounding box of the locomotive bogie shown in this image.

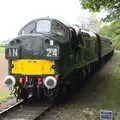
[10,74,60,99]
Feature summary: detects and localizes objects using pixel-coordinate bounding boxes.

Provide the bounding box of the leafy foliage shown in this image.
[87,13,101,32]
[80,0,120,22]
[99,21,120,50]
[76,13,101,32]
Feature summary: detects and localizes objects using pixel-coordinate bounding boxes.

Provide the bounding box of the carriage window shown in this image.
[36,20,51,33]
[52,22,65,37]
[21,22,35,34]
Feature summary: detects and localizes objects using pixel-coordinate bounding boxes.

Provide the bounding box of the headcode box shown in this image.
[100,110,113,120]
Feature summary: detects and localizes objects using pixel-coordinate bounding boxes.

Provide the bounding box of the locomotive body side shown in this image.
[77,30,99,67]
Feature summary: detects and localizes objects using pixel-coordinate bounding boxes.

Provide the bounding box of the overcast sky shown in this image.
[0,0,105,41]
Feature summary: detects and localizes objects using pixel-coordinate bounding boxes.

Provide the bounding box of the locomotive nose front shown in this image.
[5,35,60,99]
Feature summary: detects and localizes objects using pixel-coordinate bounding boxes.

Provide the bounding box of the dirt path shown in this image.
[0,53,9,98]
[40,52,120,120]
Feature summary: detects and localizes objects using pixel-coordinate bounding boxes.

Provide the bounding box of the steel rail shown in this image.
[0,95,32,116]
[0,99,24,115]
[0,97,53,120]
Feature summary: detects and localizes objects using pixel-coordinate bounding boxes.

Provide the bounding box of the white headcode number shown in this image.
[46,48,58,57]
[8,48,18,57]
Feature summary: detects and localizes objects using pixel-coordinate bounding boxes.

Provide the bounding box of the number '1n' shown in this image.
[9,48,18,57]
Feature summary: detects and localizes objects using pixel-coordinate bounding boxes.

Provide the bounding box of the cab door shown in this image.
[69,27,77,67]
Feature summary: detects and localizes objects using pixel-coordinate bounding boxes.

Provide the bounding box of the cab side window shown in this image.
[52,21,66,37]
[20,22,36,35]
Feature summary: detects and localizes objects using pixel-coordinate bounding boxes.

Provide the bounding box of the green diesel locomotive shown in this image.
[4,18,114,100]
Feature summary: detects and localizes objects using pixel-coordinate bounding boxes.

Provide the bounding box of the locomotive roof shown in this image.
[35,17,72,27]
[79,29,112,41]
[18,17,112,42]
[18,17,73,37]
[20,18,69,31]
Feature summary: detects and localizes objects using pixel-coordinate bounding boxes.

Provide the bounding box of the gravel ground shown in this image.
[0,97,16,111]
[40,53,118,120]
[1,101,50,120]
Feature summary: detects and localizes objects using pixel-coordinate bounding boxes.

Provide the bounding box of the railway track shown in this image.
[0,99,24,115]
[0,98,52,120]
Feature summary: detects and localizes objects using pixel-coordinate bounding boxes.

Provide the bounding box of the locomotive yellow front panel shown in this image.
[11,59,55,75]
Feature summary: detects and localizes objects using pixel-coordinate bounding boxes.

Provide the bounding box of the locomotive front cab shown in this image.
[4,18,70,99]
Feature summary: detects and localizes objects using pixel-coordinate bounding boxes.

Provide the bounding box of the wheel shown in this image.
[21,88,29,100]
[36,85,42,100]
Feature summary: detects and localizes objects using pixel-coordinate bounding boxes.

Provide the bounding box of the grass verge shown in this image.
[0,47,5,53]
[0,90,11,100]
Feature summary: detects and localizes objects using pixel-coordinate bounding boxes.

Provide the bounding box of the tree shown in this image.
[80,0,120,22]
[76,13,101,32]
[87,13,101,32]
